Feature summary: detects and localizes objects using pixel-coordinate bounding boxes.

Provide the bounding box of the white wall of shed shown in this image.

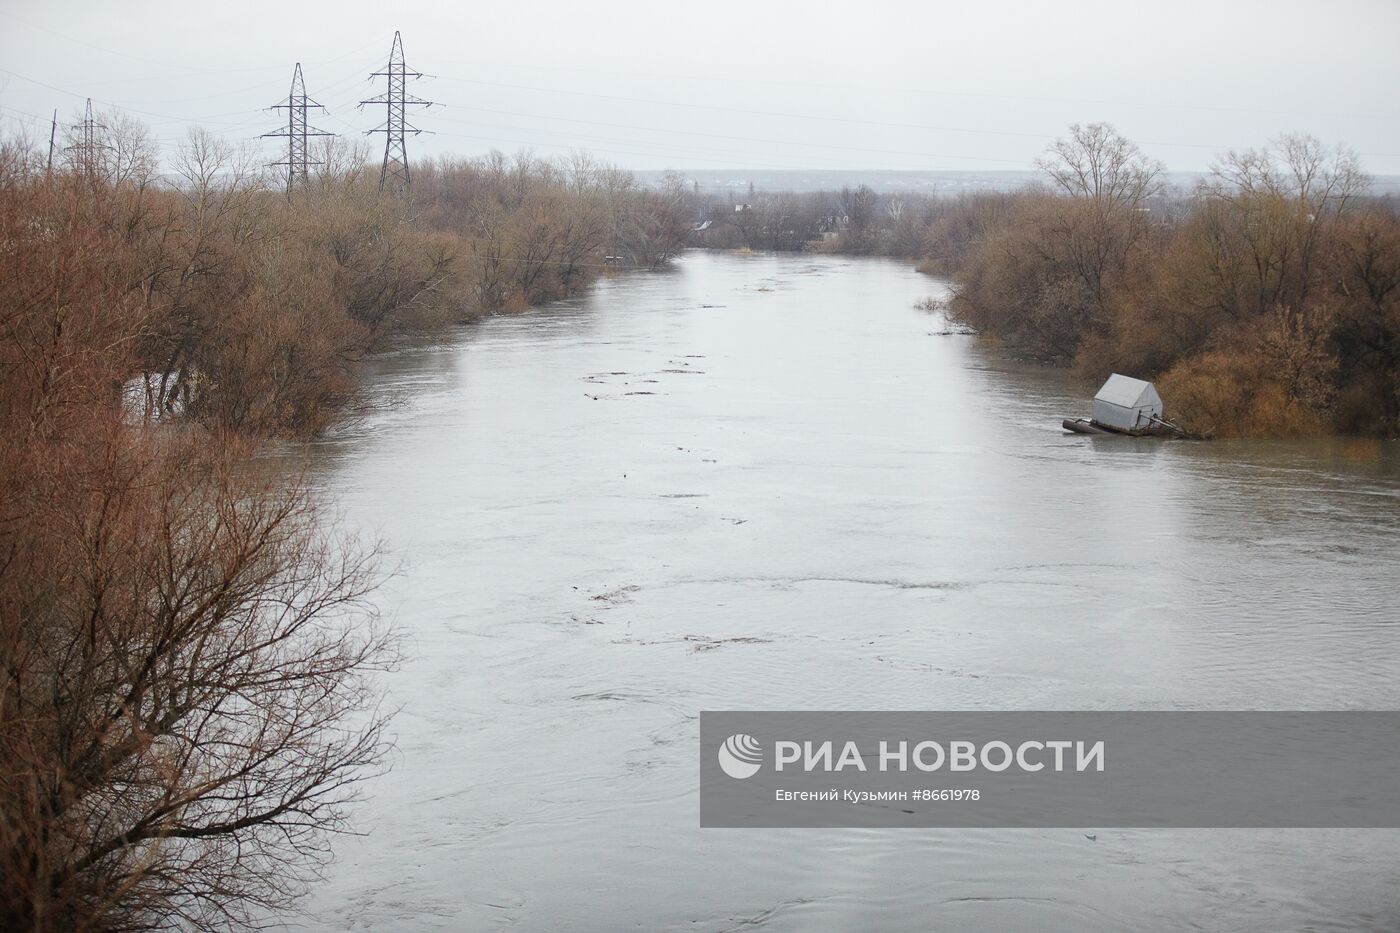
[1092,399,1158,430]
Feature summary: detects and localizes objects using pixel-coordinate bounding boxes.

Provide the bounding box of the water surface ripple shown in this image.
[291,251,1400,932]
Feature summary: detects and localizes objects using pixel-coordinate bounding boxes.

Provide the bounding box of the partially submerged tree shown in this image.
[0,432,393,932]
[0,162,394,932]
[934,126,1400,435]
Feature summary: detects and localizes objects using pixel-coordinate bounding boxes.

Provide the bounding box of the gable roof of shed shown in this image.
[1095,373,1159,408]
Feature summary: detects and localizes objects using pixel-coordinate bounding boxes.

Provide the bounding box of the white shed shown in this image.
[1092,374,1163,432]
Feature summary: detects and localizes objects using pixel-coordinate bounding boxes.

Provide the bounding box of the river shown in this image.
[288,250,1400,931]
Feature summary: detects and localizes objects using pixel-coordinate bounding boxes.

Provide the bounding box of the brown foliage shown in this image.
[1,141,400,931]
[1158,348,1327,438]
[929,128,1400,437]
[1,119,690,929]
[412,151,690,310]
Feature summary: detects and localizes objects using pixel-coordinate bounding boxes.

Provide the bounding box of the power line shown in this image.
[4,44,1397,176]
[446,53,1385,124]
[428,109,1037,167]
[0,66,271,127]
[427,74,1227,156]
[427,72,1400,163]
[0,9,389,80]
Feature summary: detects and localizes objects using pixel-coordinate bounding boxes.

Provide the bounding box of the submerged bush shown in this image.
[928,127,1400,437]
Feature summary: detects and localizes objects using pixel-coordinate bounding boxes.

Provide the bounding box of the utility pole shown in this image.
[46,109,57,177]
[360,31,431,194]
[263,63,333,201]
[66,98,108,179]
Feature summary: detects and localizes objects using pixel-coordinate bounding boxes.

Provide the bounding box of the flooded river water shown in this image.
[290,250,1400,931]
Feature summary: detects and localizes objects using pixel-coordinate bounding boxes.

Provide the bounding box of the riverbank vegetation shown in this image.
[0,116,686,930]
[931,126,1400,438]
[692,125,1400,438]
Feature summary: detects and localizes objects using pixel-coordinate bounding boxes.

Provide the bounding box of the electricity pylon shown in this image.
[360,31,432,194]
[66,98,109,179]
[263,63,333,201]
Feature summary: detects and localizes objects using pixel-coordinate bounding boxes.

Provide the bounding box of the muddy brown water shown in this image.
[286,250,1400,931]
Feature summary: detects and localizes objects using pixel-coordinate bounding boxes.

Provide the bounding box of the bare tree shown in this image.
[101,110,159,191]
[1036,122,1164,210]
[837,185,878,254]
[1030,124,1166,330]
[0,167,395,932]
[1205,133,1368,212]
[308,136,374,196]
[0,430,394,932]
[1198,134,1371,317]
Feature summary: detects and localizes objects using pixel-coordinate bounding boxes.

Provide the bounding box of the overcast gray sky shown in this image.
[2,0,1397,176]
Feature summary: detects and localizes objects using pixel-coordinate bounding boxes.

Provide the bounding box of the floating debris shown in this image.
[686,635,773,653]
[590,585,640,603]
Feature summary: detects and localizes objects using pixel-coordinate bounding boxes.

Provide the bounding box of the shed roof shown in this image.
[1095,373,1160,409]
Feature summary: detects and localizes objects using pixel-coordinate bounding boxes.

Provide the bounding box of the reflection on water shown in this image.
[287,251,1400,931]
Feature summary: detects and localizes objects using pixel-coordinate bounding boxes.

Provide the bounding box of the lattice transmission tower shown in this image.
[360,31,432,193]
[263,63,334,200]
[66,98,109,179]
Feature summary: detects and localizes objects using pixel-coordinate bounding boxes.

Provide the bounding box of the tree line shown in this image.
[692,125,1400,437]
[0,110,687,931]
